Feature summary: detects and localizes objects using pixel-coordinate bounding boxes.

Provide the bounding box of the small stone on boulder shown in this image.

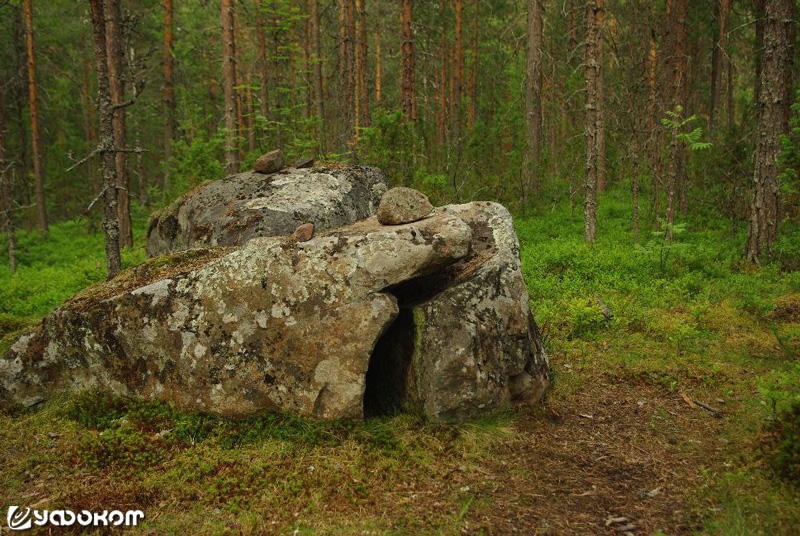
[377,187,434,225]
[291,223,315,242]
[253,149,285,174]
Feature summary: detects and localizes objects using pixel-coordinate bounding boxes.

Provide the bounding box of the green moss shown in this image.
[0,314,38,356]
[65,247,231,311]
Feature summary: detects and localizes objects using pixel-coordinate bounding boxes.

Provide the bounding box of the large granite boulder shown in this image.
[146,165,388,257]
[1,213,472,419]
[1,194,550,422]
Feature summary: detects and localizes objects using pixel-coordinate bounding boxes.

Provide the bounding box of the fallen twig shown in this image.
[680,393,697,409]
[694,399,722,418]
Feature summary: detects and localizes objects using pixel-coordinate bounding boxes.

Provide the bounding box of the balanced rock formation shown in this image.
[2,184,549,422]
[365,202,549,421]
[146,165,388,257]
[377,187,434,225]
[253,149,285,174]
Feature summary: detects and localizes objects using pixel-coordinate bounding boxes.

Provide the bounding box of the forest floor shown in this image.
[0,195,798,535]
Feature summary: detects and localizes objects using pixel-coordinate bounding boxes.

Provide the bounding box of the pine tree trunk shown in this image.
[0,86,17,272]
[104,0,131,249]
[452,0,463,140]
[255,0,271,143]
[596,0,606,191]
[401,0,415,122]
[221,0,240,175]
[438,24,447,146]
[247,79,256,152]
[356,0,369,128]
[525,0,543,197]
[664,0,687,237]
[22,0,47,234]
[470,0,478,128]
[374,28,382,103]
[340,0,356,146]
[310,0,325,151]
[233,7,245,158]
[754,0,765,116]
[583,0,598,242]
[647,30,658,159]
[709,0,730,141]
[163,0,176,190]
[89,0,121,280]
[745,0,794,263]
[727,55,734,132]
[303,10,312,122]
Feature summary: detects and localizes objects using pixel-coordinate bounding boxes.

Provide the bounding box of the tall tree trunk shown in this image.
[356,0,369,129]
[754,0,765,116]
[221,0,240,175]
[583,0,599,242]
[400,0,415,122]
[374,28,382,103]
[271,5,283,146]
[709,0,730,141]
[340,0,355,146]
[255,0,271,145]
[247,77,256,152]
[664,0,687,237]
[727,54,734,132]
[104,0,131,249]
[89,0,121,279]
[525,0,544,197]
[452,0,463,140]
[596,0,606,191]
[303,10,312,122]
[233,7,245,158]
[647,29,658,157]
[310,0,325,151]
[22,0,47,234]
[0,87,17,272]
[469,0,478,128]
[438,24,447,146]
[745,0,794,263]
[163,0,176,190]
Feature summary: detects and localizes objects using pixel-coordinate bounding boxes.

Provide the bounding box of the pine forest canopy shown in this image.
[0,0,798,278]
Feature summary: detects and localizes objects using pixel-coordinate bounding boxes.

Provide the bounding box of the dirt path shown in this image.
[454,380,731,535]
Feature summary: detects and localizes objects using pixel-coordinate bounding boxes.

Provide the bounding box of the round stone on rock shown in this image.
[253,149,285,174]
[291,222,315,242]
[377,187,434,225]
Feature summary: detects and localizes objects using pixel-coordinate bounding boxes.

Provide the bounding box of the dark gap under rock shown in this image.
[363,260,477,418]
[363,305,414,418]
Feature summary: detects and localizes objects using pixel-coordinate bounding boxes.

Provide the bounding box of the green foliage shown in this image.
[662,106,712,152]
[778,89,800,198]
[359,109,416,187]
[165,133,225,202]
[63,388,128,430]
[764,399,800,485]
[0,219,146,318]
[517,192,798,352]
[644,219,690,271]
